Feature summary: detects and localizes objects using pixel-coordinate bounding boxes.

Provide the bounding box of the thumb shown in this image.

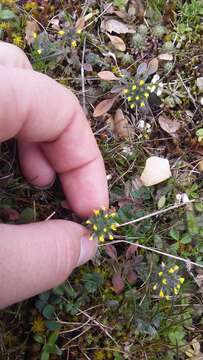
[0,220,96,308]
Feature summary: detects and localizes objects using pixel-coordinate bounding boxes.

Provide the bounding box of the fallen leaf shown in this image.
[158,115,180,135]
[25,20,39,45]
[141,156,172,186]
[158,53,173,61]
[147,58,159,76]
[98,70,119,81]
[113,108,134,139]
[105,244,118,261]
[198,160,203,172]
[101,18,132,34]
[50,18,60,30]
[107,33,126,51]
[112,272,125,294]
[93,96,117,117]
[197,77,203,92]
[126,244,138,259]
[75,16,85,31]
[126,270,137,285]
[131,0,145,20]
[136,62,147,77]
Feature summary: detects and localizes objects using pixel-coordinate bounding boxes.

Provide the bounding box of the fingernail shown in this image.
[77,235,97,267]
[33,176,56,190]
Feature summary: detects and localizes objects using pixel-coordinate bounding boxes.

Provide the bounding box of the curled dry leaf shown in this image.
[147,58,159,76]
[101,18,133,34]
[107,33,126,52]
[114,108,134,139]
[158,115,180,136]
[158,53,173,61]
[112,272,125,294]
[98,70,119,81]
[25,20,39,45]
[141,156,172,186]
[93,96,117,117]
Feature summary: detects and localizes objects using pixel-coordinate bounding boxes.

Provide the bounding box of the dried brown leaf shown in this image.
[50,18,60,30]
[25,21,39,45]
[112,272,125,294]
[147,58,159,76]
[98,70,119,81]
[105,244,118,261]
[93,96,117,117]
[114,108,134,139]
[158,115,180,135]
[101,18,131,34]
[75,16,85,31]
[158,53,173,61]
[107,34,126,51]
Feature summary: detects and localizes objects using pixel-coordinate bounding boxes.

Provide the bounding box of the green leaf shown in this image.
[169,228,180,241]
[52,285,64,296]
[42,304,55,319]
[45,320,61,331]
[39,291,50,303]
[40,350,50,360]
[186,212,199,234]
[20,207,35,223]
[157,195,166,209]
[0,9,15,20]
[195,202,203,212]
[180,233,192,244]
[33,334,45,344]
[64,286,77,299]
[48,330,59,346]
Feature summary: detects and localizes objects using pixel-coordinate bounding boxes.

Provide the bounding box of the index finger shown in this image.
[0,66,109,216]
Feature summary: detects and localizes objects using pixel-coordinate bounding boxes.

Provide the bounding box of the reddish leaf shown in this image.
[126,270,137,285]
[1,208,20,221]
[93,96,117,117]
[126,244,138,259]
[112,272,125,294]
[98,71,119,81]
[105,244,118,261]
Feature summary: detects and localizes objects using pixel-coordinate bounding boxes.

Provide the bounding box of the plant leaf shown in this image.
[25,20,39,45]
[158,115,180,135]
[126,244,138,259]
[136,62,147,77]
[126,270,137,285]
[93,96,117,117]
[101,19,132,34]
[0,9,15,20]
[107,34,126,51]
[105,244,118,261]
[147,58,159,76]
[112,272,125,294]
[113,108,134,139]
[98,70,119,81]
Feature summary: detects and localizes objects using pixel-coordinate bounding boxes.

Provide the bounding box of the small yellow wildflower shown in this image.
[77,29,82,35]
[174,265,179,271]
[33,32,37,39]
[139,80,145,86]
[165,295,170,301]
[174,287,178,295]
[12,35,24,48]
[93,209,100,216]
[130,104,135,109]
[127,96,132,101]
[93,224,98,231]
[71,40,77,48]
[153,284,157,290]
[162,278,167,285]
[58,30,65,36]
[140,102,145,107]
[32,316,45,334]
[103,228,107,233]
[168,267,174,274]
[110,224,117,231]
[86,220,91,224]
[123,88,129,94]
[179,277,185,284]
[132,85,137,90]
[37,49,42,55]
[99,235,105,242]
[144,92,149,98]
[135,95,140,100]
[110,213,116,217]
[158,271,163,277]
[109,234,114,240]
[159,289,164,298]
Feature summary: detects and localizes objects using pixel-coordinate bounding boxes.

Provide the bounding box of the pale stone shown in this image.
[141,156,172,186]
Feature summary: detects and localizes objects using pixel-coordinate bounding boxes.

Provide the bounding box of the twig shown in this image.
[177,72,197,109]
[99,239,203,269]
[81,36,87,114]
[81,3,113,32]
[117,200,198,228]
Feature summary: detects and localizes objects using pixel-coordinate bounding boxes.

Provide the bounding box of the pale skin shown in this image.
[0,42,109,308]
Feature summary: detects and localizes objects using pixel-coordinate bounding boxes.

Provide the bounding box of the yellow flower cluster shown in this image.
[123,79,156,109]
[12,34,24,48]
[153,263,185,301]
[86,207,119,243]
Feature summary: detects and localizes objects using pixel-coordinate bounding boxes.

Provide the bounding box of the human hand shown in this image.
[0,42,108,308]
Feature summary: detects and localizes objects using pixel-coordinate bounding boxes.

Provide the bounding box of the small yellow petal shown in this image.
[58,30,65,35]
[132,85,137,90]
[109,234,114,240]
[110,224,117,231]
[110,213,116,218]
[166,295,170,301]
[104,214,109,218]
[144,92,149,98]
[140,102,145,107]
[159,289,164,298]
[176,283,180,290]
[123,88,129,94]
[130,104,135,109]
[71,40,77,48]
[158,271,163,277]
[93,224,98,231]
[153,284,157,290]
[86,220,91,224]
[168,268,174,274]
[127,96,132,102]
[139,80,145,86]
[179,277,185,284]
[99,235,105,242]
[103,228,107,233]
[135,95,140,101]
[93,209,100,216]
[37,49,42,54]
[174,265,179,271]
[174,287,178,295]
[33,32,37,39]
[77,29,82,34]
[162,278,167,285]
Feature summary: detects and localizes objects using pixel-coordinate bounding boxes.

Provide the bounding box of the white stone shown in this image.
[140,156,172,186]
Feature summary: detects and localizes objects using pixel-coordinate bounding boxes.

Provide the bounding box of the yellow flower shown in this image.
[165,295,170,301]
[12,35,24,48]
[127,96,132,101]
[139,80,145,86]
[135,95,140,101]
[103,228,107,233]
[174,265,179,271]
[123,88,129,94]
[140,102,145,107]
[58,30,65,36]
[159,289,164,298]
[86,220,91,224]
[144,92,149,98]
[110,212,116,217]
[99,235,105,242]
[168,267,174,274]
[110,224,117,231]
[37,48,42,55]
[158,271,163,277]
[130,104,135,109]
[32,316,45,334]
[71,40,77,48]
[132,85,137,90]
[174,287,178,295]
[153,284,157,290]
[109,234,114,240]
[162,278,167,285]
[33,32,37,39]
[93,224,98,231]
[179,277,185,284]
[93,209,100,216]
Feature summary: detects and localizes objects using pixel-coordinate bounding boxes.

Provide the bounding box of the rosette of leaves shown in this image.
[85,208,119,243]
[94,58,159,117]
